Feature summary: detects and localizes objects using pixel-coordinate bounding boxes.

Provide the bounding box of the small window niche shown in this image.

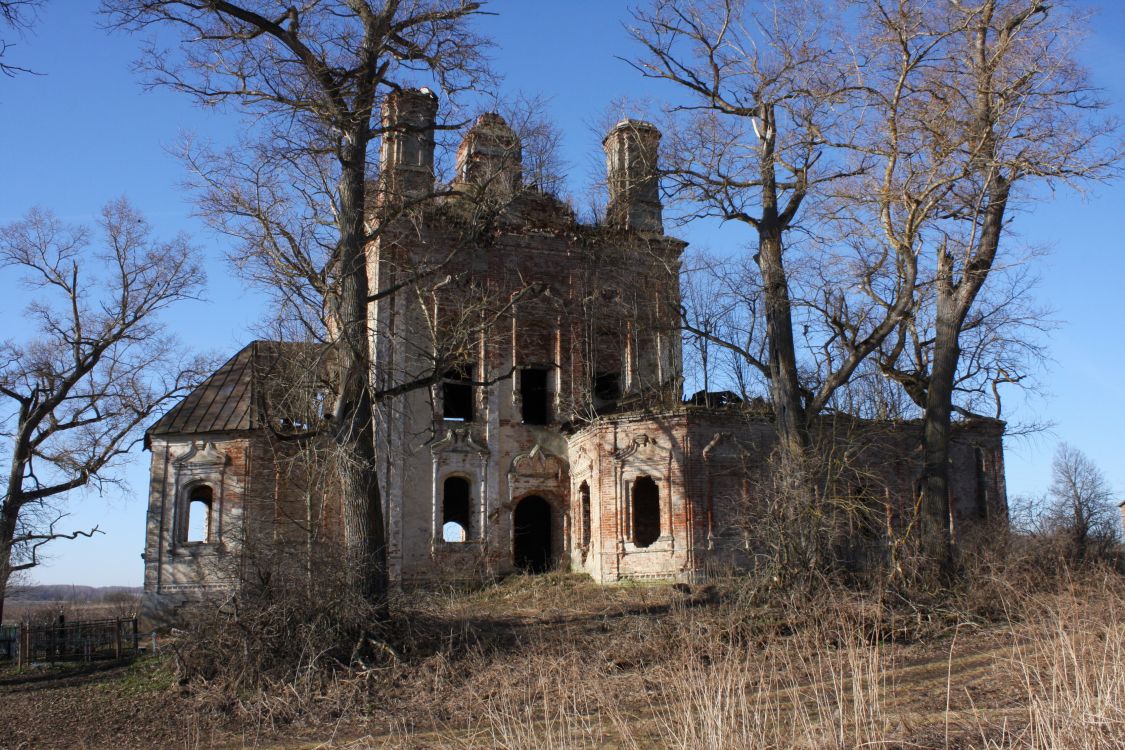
[520,367,550,425]
[184,485,214,544]
[593,372,621,405]
[442,363,474,422]
[631,476,660,548]
[974,447,989,520]
[442,476,472,542]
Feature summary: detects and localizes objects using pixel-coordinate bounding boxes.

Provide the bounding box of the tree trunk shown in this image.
[0,496,22,626]
[752,105,816,578]
[0,427,28,626]
[758,226,806,458]
[919,174,1010,571]
[921,261,958,569]
[331,139,389,613]
[0,534,11,626]
[755,103,808,460]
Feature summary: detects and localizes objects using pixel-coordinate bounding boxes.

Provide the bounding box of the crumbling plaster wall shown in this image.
[140,431,341,627]
[140,434,254,627]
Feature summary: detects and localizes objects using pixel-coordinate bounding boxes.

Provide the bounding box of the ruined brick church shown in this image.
[140,91,1007,622]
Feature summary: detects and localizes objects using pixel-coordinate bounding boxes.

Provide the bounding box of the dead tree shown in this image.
[0,200,204,624]
[103,0,493,612]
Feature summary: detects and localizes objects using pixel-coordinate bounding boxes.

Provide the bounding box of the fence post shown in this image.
[132,617,138,654]
[18,623,28,669]
[114,619,122,659]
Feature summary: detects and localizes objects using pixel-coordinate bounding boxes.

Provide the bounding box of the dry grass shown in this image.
[975,582,1125,748]
[334,572,1125,750]
[7,571,1125,749]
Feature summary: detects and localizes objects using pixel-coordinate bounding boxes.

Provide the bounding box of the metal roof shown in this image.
[147,340,322,441]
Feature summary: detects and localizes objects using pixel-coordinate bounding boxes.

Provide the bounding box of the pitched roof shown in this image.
[147,340,321,441]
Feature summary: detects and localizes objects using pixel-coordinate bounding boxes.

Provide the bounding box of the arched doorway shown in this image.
[513,495,552,573]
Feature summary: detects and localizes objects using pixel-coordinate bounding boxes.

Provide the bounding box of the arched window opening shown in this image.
[632,476,660,548]
[443,476,472,541]
[579,481,592,549]
[185,485,213,543]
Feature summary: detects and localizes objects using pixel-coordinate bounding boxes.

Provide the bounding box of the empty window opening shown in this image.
[520,367,550,425]
[632,476,661,548]
[974,448,989,520]
[513,495,552,573]
[443,477,471,541]
[579,481,592,549]
[442,364,474,421]
[593,372,621,403]
[186,485,213,543]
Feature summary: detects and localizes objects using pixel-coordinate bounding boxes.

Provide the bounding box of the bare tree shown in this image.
[0,200,205,624]
[628,0,918,466]
[858,0,1118,562]
[103,0,494,612]
[626,0,948,584]
[1044,443,1120,561]
[0,0,39,77]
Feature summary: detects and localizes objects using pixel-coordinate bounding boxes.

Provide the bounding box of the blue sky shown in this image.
[2,1,1123,586]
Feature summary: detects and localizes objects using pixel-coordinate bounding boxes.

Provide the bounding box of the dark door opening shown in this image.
[593,372,621,404]
[513,495,552,573]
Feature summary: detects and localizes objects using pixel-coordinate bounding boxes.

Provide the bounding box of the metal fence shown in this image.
[7,617,139,666]
[0,624,17,661]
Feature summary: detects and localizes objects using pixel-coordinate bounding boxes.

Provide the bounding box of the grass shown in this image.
[6,570,1125,748]
[359,572,1125,749]
[118,655,177,695]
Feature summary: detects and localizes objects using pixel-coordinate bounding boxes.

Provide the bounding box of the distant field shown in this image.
[4,586,142,625]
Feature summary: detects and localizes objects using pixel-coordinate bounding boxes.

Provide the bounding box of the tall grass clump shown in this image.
[601,595,895,750]
[980,577,1125,749]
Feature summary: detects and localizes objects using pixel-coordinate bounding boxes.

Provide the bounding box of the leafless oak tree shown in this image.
[632,0,1116,580]
[626,0,951,582]
[102,0,495,611]
[0,200,205,623]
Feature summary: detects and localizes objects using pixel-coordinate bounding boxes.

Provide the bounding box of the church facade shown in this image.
[139,91,1007,624]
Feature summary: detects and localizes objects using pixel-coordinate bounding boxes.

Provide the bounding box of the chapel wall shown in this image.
[140,434,256,628]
